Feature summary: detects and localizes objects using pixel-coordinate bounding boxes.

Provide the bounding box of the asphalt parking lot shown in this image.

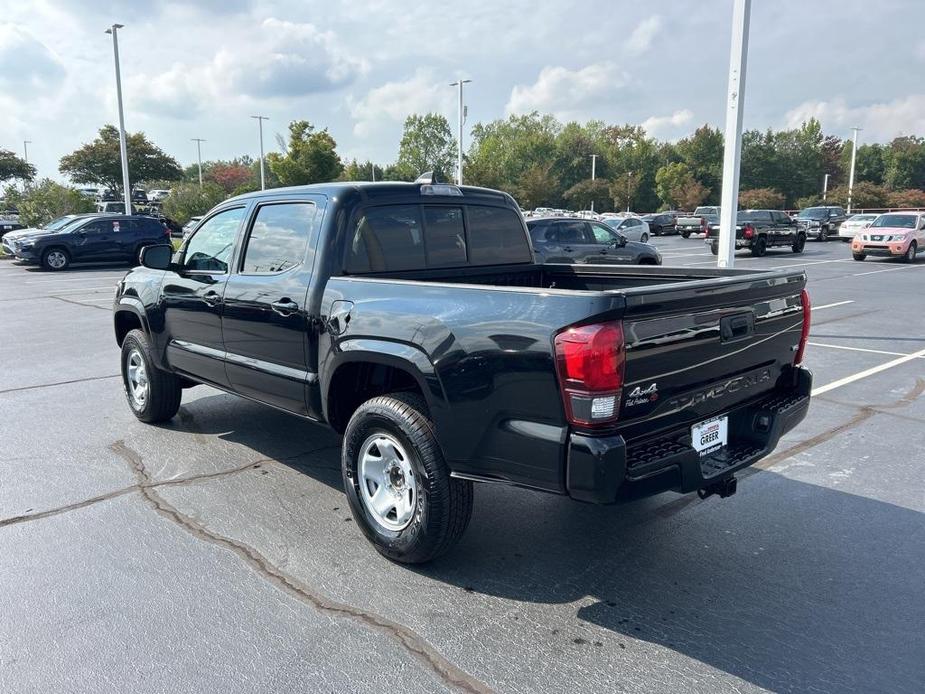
[1,236,923,693]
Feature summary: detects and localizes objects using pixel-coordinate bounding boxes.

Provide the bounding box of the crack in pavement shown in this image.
[0,374,121,395]
[106,439,492,694]
[50,295,111,311]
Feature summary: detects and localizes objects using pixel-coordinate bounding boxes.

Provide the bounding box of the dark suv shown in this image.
[527,217,661,265]
[7,215,170,270]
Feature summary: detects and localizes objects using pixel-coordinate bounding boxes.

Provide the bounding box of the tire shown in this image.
[41,247,70,271]
[640,233,649,244]
[791,233,806,254]
[818,226,829,242]
[903,241,917,263]
[681,230,691,239]
[121,329,182,423]
[709,243,718,256]
[852,253,866,261]
[342,392,473,564]
[750,236,768,257]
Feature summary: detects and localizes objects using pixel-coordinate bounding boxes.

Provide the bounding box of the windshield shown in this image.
[870,214,917,229]
[603,218,625,228]
[799,208,830,219]
[694,207,718,215]
[849,215,877,222]
[43,216,73,230]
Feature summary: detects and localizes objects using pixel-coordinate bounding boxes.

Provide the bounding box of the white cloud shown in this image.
[124,18,367,119]
[641,109,693,137]
[0,23,65,93]
[627,16,663,55]
[916,41,925,61]
[349,69,456,137]
[505,63,626,119]
[784,96,925,142]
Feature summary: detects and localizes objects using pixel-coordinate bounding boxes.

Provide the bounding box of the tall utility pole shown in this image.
[716,0,751,269]
[847,127,862,213]
[191,138,206,189]
[251,115,268,190]
[626,171,634,212]
[23,140,31,164]
[450,79,471,185]
[590,154,598,212]
[105,23,132,215]
[822,173,830,201]
[370,163,376,182]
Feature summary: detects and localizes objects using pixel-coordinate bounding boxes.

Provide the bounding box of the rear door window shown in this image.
[348,205,426,272]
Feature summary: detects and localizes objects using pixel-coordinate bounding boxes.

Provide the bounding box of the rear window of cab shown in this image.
[346,204,531,273]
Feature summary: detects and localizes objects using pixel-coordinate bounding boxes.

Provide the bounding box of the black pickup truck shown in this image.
[113,179,812,563]
[706,209,805,257]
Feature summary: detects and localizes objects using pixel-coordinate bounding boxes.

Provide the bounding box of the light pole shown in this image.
[626,171,634,213]
[23,140,31,164]
[590,154,598,212]
[105,23,132,215]
[191,138,206,189]
[251,115,268,190]
[847,127,862,213]
[370,162,376,182]
[822,173,830,202]
[449,79,471,185]
[716,0,751,269]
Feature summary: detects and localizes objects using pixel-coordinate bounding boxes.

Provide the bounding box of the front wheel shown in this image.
[709,243,718,256]
[818,226,829,242]
[853,253,866,261]
[342,392,473,564]
[640,233,649,244]
[42,247,70,271]
[750,237,768,257]
[121,329,182,422]
[792,233,806,254]
[903,241,917,263]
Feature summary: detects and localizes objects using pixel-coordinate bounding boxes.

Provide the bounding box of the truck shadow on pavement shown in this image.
[170,392,922,693]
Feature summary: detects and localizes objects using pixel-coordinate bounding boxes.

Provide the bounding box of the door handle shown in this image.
[202,291,222,306]
[271,298,300,315]
[563,246,574,252]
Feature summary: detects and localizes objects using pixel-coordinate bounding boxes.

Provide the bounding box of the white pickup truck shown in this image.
[677,206,721,238]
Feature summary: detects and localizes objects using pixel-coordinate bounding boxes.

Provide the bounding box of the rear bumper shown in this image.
[565,367,812,503]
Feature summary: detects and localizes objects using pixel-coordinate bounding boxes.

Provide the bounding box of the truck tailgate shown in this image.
[613,271,807,442]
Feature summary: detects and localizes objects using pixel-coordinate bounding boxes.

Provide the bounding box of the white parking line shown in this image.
[852,263,925,277]
[812,346,925,396]
[813,300,855,311]
[47,286,117,294]
[808,342,911,358]
[26,275,124,284]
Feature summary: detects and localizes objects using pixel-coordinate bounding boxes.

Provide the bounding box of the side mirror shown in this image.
[614,235,627,247]
[140,244,173,270]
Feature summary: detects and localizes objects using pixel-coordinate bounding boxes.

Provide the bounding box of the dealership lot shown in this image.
[1,239,923,693]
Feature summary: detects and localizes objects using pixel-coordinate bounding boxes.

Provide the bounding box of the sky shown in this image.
[2,0,924,183]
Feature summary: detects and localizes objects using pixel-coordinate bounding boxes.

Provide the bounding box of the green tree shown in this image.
[161,181,226,225]
[738,188,785,209]
[2,179,94,227]
[340,159,384,182]
[600,124,662,211]
[466,112,560,194]
[267,120,343,186]
[1,149,36,183]
[563,178,612,212]
[675,125,724,200]
[513,163,560,210]
[59,125,182,194]
[883,136,925,190]
[394,114,456,181]
[609,172,642,212]
[552,121,609,195]
[839,143,886,185]
[655,162,707,210]
[823,182,888,209]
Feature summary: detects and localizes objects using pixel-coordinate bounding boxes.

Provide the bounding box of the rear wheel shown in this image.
[681,230,691,239]
[342,392,473,563]
[709,243,718,256]
[852,253,866,261]
[750,236,768,257]
[42,247,70,271]
[640,232,649,244]
[903,241,917,263]
[791,233,806,254]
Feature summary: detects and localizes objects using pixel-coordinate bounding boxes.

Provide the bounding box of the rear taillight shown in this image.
[794,289,811,365]
[700,216,707,232]
[743,223,754,239]
[554,321,625,427]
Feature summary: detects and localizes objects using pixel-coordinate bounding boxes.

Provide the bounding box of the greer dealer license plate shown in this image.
[692,416,728,457]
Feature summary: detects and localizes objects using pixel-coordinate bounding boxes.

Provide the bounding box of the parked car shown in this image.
[0,220,26,239]
[77,187,99,199]
[706,209,804,257]
[181,216,202,239]
[6,214,170,270]
[1,214,97,250]
[528,217,660,264]
[640,212,678,236]
[796,206,848,242]
[837,213,879,241]
[148,189,171,202]
[602,215,651,243]
[131,188,149,204]
[113,179,811,562]
[677,206,721,238]
[851,212,925,262]
[96,189,116,202]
